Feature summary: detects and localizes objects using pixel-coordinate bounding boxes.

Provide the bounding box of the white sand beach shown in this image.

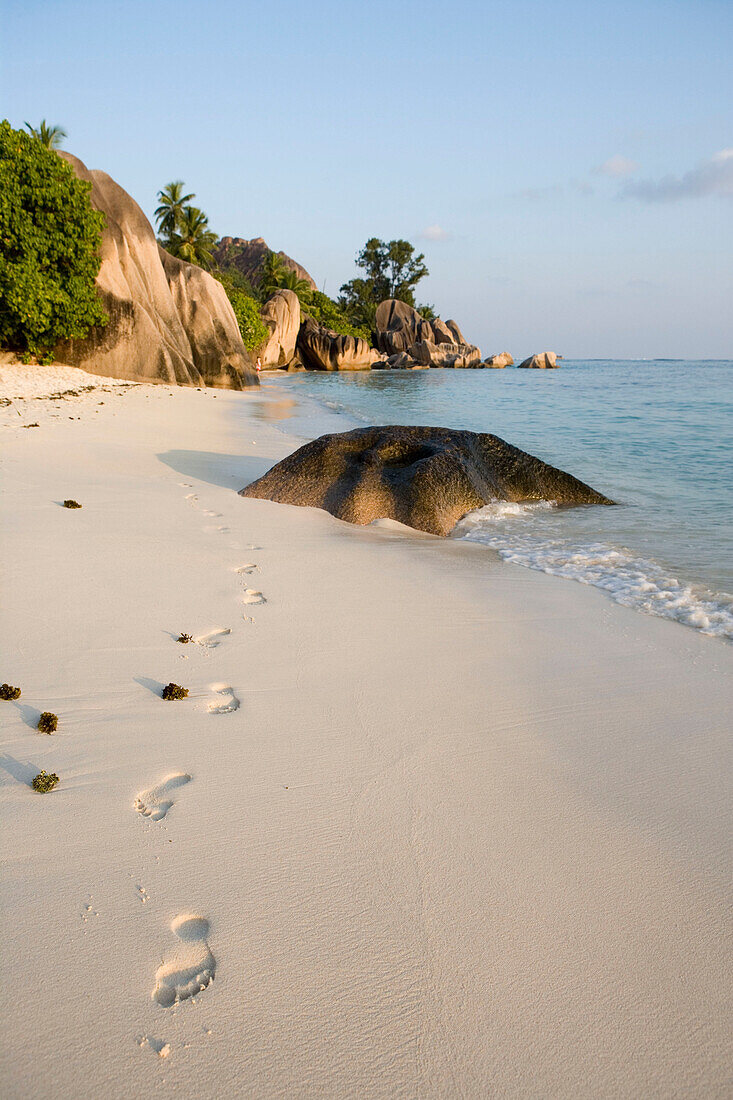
[1,365,731,1098]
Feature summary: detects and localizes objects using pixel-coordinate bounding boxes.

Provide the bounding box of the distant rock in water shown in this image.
[214,236,317,291]
[56,153,258,389]
[297,317,384,372]
[517,352,559,369]
[260,290,301,369]
[240,426,614,536]
[374,300,482,369]
[483,352,514,368]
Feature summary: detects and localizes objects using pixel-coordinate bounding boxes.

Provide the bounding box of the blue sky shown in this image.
[2,0,732,357]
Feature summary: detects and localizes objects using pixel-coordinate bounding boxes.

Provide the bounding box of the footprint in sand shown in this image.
[194,627,231,648]
[241,588,266,606]
[205,524,230,534]
[234,563,258,576]
[203,510,222,518]
[152,915,215,1008]
[207,683,240,714]
[134,773,192,821]
[184,493,198,505]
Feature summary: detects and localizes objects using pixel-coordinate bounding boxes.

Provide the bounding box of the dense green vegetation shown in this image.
[0,121,107,358]
[339,238,434,331]
[304,290,371,341]
[212,268,269,351]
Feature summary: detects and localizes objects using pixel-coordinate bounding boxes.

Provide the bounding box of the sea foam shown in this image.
[453,502,733,641]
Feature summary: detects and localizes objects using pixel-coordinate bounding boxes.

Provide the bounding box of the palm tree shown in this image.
[259,249,288,299]
[24,120,67,148]
[276,267,313,306]
[154,181,195,240]
[167,206,218,270]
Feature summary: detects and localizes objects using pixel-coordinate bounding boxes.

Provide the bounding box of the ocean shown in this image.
[259,361,733,641]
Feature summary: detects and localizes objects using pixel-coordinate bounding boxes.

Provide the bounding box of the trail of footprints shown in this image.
[130,485,270,1039]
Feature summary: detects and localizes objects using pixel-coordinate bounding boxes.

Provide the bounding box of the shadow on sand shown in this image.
[157,450,272,492]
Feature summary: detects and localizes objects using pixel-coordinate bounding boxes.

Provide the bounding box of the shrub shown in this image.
[304,290,371,342]
[63,499,82,508]
[0,683,21,700]
[32,770,60,793]
[162,683,188,700]
[37,711,58,733]
[213,270,268,351]
[0,120,108,357]
[176,633,193,644]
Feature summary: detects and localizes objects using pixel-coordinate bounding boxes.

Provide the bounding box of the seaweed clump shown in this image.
[162,683,188,701]
[32,770,60,793]
[63,499,82,508]
[37,711,58,734]
[0,683,21,701]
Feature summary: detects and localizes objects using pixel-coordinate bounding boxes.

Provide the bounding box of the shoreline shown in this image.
[1,366,732,1097]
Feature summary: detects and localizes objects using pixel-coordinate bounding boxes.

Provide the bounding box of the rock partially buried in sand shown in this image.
[517,352,559,369]
[239,426,614,536]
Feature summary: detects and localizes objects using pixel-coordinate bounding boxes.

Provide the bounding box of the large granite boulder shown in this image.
[411,340,483,368]
[240,425,613,536]
[484,352,514,368]
[55,153,257,388]
[259,290,301,368]
[214,236,316,291]
[518,352,559,369]
[375,299,481,367]
[296,317,383,371]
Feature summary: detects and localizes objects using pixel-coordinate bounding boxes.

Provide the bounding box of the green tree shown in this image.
[24,119,67,149]
[155,180,195,240]
[166,206,218,269]
[258,250,313,306]
[0,120,107,357]
[339,237,429,330]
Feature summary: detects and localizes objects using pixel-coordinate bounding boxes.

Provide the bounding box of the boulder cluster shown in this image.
[256,293,553,374]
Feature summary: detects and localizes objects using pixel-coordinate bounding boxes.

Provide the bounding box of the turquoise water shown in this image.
[262,362,733,640]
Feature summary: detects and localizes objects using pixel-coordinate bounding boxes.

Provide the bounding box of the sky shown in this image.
[2,0,732,358]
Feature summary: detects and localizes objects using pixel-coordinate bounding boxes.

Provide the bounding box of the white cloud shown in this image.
[623,148,733,202]
[595,154,639,177]
[420,224,450,241]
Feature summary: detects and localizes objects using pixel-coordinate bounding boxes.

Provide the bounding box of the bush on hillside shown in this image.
[213,269,268,351]
[0,120,108,357]
[304,290,371,343]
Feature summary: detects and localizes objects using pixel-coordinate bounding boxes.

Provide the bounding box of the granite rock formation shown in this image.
[214,237,316,291]
[374,300,481,368]
[483,352,514,368]
[240,425,614,536]
[296,317,383,371]
[55,153,257,388]
[260,290,301,368]
[517,352,559,369]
